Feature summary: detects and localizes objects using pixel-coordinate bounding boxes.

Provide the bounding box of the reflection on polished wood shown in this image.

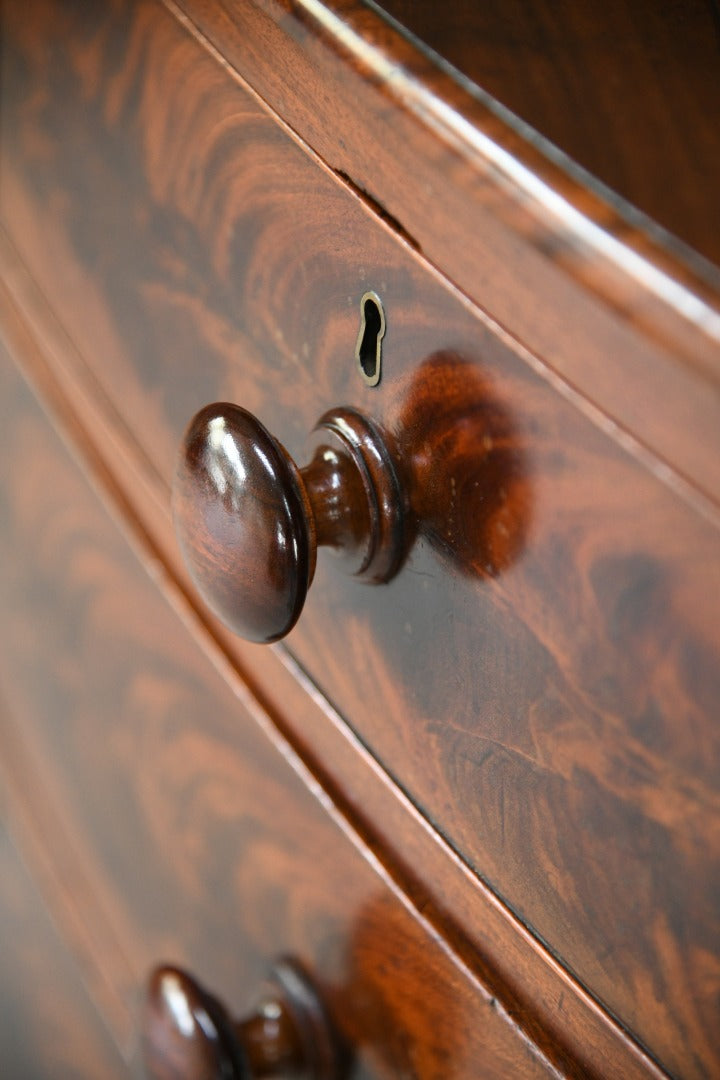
[0,356,563,1079]
[391,352,531,578]
[173,361,532,642]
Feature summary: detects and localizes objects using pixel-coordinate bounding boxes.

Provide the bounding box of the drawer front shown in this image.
[0,353,559,1079]
[0,824,127,1078]
[2,3,720,1077]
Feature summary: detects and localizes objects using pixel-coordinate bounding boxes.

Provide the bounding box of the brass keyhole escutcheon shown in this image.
[355,291,385,386]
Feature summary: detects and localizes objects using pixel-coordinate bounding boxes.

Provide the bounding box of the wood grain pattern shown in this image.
[0,355,563,1079]
[379,0,720,266]
[0,823,128,1079]
[4,0,720,500]
[2,3,720,1078]
[0,241,668,1080]
[167,0,720,503]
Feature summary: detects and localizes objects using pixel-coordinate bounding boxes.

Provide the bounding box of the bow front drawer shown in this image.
[2,2,720,1078]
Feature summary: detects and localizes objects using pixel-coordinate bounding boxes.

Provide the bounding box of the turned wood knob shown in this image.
[173,403,405,642]
[142,960,342,1079]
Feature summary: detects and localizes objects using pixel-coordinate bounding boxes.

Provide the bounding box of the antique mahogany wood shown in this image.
[0,238,668,1080]
[5,2,720,510]
[0,669,138,1054]
[167,0,720,503]
[0,355,564,1080]
[0,825,127,1079]
[378,0,720,266]
[2,3,719,1077]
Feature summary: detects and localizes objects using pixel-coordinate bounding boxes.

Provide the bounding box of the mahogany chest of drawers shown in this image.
[1,2,719,1077]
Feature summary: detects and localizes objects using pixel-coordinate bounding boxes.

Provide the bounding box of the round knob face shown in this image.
[143,961,344,1080]
[173,404,315,644]
[143,967,248,1080]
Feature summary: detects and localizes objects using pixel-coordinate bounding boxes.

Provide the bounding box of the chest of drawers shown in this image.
[1,2,719,1078]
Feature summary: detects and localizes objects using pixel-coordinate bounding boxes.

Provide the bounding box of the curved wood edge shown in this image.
[366,0,720,269]
[0,227,670,1080]
[0,822,129,1078]
[163,0,720,509]
[169,0,720,341]
[0,685,138,1060]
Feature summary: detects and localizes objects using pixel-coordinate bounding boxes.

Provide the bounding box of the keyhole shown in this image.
[355,291,386,387]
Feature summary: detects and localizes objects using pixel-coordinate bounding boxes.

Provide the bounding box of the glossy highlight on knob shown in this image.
[142,960,343,1079]
[173,403,405,644]
[143,965,250,1079]
[173,404,313,644]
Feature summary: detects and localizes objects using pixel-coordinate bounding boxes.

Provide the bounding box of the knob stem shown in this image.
[235,1004,305,1075]
[306,407,406,583]
[301,445,372,556]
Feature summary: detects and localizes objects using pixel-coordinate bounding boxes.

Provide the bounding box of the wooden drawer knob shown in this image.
[142,959,342,1079]
[173,403,405,642]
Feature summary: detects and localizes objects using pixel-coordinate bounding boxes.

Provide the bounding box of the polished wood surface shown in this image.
[173,403,405,642]
[168,0,720,505]
[379,0,720,266]
[4,0,720,498]
[0,824,127,1078]
[0,237,667,1080]
[1,2,719,1078]
[143,960,342,1079]
[0,354,562,1079]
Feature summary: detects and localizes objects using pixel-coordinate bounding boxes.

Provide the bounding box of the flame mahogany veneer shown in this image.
[1,1,719,1078]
